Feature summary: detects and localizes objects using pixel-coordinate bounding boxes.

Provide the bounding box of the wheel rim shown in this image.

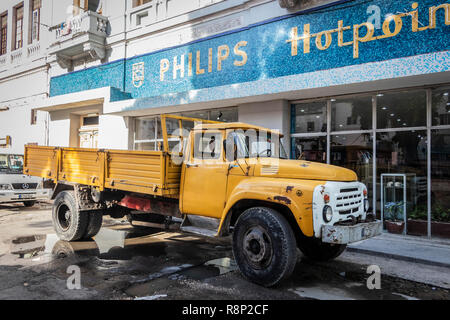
[243,225,273,269]
[57,204,71,231]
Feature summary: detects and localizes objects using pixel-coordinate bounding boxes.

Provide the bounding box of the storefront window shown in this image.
[134,108,238,151]
[432,87,450,126]
[134,117,162,151]
[331,96,372,131]
[377,90,427,129]
[181,108,238,122]
[292,136,326,163]
[376,131,428,234]
[211,108,238,122]
[290,87,450,238]
[293,102,327,134]
[331,133,373,208]
[431,129,450,237]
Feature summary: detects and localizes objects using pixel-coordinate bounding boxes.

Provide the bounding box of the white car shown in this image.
[0,154,51,207]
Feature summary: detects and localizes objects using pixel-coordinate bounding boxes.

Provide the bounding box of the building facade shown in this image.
[0,0,449,238]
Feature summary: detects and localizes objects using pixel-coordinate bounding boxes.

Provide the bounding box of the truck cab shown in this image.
[0,153,51,206]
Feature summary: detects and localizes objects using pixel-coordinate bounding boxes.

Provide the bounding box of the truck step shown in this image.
[180,215,220,237]
[180,226,217,237]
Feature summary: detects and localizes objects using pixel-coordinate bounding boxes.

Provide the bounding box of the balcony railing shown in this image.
[10,50,23,64]
[52,11,108,43]
[27,43,40,58]
[49,11,108,68]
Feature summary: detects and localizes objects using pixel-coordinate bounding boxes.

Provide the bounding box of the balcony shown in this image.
[49,11,108,69]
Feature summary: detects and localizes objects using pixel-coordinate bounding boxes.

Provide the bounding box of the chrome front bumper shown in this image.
[321,221,382,244]
[0,189,51,203]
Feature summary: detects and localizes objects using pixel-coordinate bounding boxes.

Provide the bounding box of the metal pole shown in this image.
[380,174,384,225]
[403,174,407,235]
[427,89,432,238]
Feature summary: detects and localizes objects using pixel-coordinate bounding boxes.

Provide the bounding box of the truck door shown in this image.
[182,130,228,218]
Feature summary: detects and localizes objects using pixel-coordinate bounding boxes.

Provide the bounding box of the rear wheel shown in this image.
[83,210,103,239]
[298,237,346,261]
[52,191,88,241]
[23,201,36,207]
[232,207,297,287]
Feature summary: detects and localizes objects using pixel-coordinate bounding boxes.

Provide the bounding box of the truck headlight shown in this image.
[364,199,370,212]
[323,205,333,222]
[0,184,12,190]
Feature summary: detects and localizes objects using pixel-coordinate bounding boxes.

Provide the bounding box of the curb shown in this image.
[346,246,450,269]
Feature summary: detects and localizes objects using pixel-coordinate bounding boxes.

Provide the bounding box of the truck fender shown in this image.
[217,181,312,237]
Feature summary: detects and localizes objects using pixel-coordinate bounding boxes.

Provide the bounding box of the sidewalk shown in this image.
[347,232,450,268]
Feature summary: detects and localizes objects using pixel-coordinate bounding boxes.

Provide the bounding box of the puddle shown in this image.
[170,257,238,281]
[126,257,237,298]
[392,292,419,300]
[8,227,173,263]
[290,286,360,300]
[134,294,167,300]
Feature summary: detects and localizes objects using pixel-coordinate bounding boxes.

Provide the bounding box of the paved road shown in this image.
[0,203,448,300]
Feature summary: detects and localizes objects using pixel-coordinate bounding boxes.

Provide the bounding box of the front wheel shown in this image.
[23,201,36,207]
[298,237,346,262]
[232,207,297,287]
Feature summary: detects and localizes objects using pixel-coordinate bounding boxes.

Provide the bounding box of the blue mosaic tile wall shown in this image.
[50,0,450,100]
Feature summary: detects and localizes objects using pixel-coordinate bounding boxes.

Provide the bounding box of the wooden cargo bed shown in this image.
[24,146,181,198]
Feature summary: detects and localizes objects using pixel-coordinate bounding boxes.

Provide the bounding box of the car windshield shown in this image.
[229,130,288,159]
[0,154,24,174]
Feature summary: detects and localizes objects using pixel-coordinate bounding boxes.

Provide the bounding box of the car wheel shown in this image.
[23,201,36,207]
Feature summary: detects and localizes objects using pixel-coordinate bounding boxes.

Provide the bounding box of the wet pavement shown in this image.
[0,202,449,300]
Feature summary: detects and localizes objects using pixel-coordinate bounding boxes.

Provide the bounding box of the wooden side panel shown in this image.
[24,145,59,180]
[59,148,102,187]
[104,150,166,195]
[165,157,182,193]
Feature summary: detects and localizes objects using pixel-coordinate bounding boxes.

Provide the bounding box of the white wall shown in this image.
[0,105,47,154]
[98,115,130,150]
[238,99,291,154]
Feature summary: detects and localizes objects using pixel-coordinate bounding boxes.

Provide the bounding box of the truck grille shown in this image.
[12,183,38,190]
[336,187,363,215]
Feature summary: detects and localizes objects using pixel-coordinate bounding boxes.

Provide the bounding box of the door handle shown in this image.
[186,163,199,168]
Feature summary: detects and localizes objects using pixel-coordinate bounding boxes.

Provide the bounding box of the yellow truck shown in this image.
[24,115,381,286]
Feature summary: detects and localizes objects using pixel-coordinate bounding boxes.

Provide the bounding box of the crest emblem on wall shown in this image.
[132,62,145,88]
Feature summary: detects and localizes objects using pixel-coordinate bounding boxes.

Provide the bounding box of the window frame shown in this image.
[0,12,7,56]
[29,0,41,44]
[12,2,24,51]
[132,0,152,9]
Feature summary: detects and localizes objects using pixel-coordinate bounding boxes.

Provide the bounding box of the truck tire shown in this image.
[52,191,88,241]
[232,207,297,287]
[298,238,347,261]
[23,201,36,207]
[83,211,103,239]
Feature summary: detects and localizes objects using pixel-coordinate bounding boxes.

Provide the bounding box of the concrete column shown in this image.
[238,99,291,158]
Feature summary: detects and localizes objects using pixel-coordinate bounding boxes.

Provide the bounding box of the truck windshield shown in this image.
[0,154,24,174]
[229,131,288,159]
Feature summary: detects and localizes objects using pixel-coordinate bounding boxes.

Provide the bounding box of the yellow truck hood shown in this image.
[253,159,357,182]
